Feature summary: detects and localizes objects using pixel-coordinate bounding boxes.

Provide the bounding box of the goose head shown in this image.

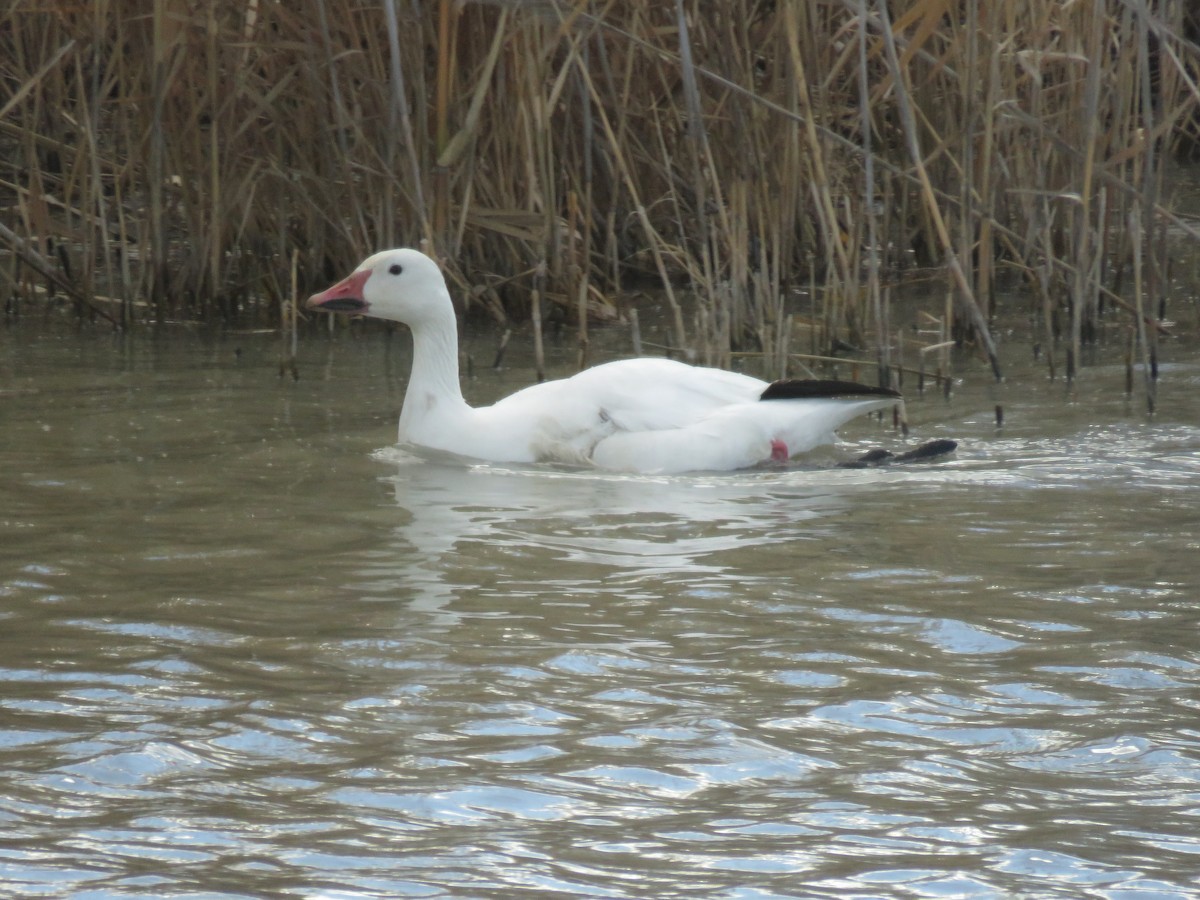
[306,249,451,327]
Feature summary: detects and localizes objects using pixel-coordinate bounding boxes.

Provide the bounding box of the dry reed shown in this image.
[1,0,1198,401]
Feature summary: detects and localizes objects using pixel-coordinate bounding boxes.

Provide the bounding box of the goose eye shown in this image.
[388,264,403,276]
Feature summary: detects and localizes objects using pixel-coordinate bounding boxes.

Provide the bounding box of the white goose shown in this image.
[307,248,900,474]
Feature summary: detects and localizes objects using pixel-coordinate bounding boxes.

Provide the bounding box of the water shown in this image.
[2,321,1199,899]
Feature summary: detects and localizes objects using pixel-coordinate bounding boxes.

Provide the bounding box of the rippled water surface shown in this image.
[2,322,1199,898]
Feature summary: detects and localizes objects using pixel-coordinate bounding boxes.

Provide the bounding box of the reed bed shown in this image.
[2,1,1198,400]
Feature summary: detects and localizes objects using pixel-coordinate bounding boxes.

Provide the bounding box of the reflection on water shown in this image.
[2,324,1200,898]
[378,452,860,623]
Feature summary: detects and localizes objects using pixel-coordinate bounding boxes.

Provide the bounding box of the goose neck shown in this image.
[406,316,464,405]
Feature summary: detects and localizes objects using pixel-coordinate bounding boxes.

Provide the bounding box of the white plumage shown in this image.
[307,249,899,474]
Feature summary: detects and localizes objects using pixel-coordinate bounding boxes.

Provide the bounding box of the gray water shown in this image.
[2,320,1199,899]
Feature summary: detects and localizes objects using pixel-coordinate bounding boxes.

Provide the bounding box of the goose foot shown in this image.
[838,439,958,469]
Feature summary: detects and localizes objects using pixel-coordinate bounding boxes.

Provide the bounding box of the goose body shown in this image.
[307,249,900,474]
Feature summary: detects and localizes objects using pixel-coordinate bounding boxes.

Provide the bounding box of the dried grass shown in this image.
[1,0,1198,398]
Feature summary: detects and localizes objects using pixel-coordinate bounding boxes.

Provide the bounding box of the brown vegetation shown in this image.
[2,1,1198,401]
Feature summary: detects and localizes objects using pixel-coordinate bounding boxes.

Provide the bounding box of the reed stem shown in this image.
[0,0,1194,397]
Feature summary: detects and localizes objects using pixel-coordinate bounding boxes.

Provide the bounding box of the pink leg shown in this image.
[770,438,789,462]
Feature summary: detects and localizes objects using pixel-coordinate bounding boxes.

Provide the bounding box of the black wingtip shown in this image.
[759,379,902,402]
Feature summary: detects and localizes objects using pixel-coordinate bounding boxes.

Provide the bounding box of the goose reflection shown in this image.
[369,448,865,622]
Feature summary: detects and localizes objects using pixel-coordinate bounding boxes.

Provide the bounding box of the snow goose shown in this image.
[307,249,900,473]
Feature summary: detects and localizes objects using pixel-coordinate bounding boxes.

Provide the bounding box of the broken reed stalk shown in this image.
[874,0,1002,381]
[857,0,886,388]
[280,248,299,381]
[1068,3,1106,384]
[1129,207,1156,413]
[0,220,117,324]
[381,0,428,247]
[433,0,454,242]
[148,0,169,320]
[675,0,716,359]
[0,0,1195,399]
[531,257,546,383]
[1135,0,1161,409]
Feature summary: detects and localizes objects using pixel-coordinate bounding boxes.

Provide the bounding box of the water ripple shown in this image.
[3,334,1200,897]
